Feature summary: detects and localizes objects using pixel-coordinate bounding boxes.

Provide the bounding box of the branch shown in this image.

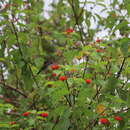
[82,56,89,78]
[69,0,85,46]
[0,81,28,98]
[11,20,23,56]
[88,86,102,106]
[116,57,126,79]
[10,16,39,88]
[77,0,87,19]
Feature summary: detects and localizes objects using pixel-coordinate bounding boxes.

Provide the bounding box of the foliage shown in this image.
[0,0,130,129]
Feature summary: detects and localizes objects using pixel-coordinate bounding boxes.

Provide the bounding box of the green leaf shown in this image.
[98,3,106,8]
[126,3,130,15]
[120,38,130,57]
[117,88,127,101]
[53,108,71,130]
[115,20,129,30]
[77,86,94,106]
[48,83,69,105]
[104,76,118,94]
[22,64,33,89]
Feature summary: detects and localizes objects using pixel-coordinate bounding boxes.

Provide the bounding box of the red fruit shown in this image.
[9,121,16,125]
[114,116,122,121]
[59,76,67,81]
[85,79,91,84]
[40,112,48,117]
[65,28,73,34]
[51,64,60,70]
[96,39,102,43]
[22,112,30,117]
[52,73,57,77]
[96,49,104,53]
[99,118,109,124]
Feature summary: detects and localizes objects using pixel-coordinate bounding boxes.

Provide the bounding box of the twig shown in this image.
[89,86,102,106]
[63,71,72,106]
[69,0,85,46]
[116,57,126,79]
[10,16,39,88]
[0,81,28,98]
[104,61,111,80]
[64,95,72,107]
[82,56,89,78]
[77,0,87,19]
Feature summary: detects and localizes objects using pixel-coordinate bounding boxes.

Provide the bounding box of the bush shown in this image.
[0,0,130,129]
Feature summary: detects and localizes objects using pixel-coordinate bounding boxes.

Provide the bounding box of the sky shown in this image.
[44,0,53,18]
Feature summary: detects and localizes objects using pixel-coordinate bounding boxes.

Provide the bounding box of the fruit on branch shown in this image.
[96,39,102,43]
[99,118,109,124]
[51,64,60,70]
[96,49,104,53]
[52,73,57,77]
[85,79,91,84]
[64,28,74,35]
[114,116,122,121]
[40,112,48,117]
[59,76,67,81]
[22,112,30,117]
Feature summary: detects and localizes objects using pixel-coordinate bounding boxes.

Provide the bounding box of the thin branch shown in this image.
[69,0,85,46]
[10,16,39,88]
[82,56,89,78]
[121,77,129,89]
[104,61,111,80]
[63,71,72,106]
[89,86,102,106]
[77,0,87,19]
[11,20,23,56]
[116,57,126,79]
[64,95,72,107]
[0,81,28,98]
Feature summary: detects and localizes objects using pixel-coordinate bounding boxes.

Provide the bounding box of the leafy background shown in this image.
[0,0,130,129]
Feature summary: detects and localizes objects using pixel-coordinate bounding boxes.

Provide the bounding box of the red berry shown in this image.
[52,73,57,77]
[51,64,60,70]
[96,49,104,53]
[59,76,67,81]
[99,118,109,124]
[40,112,48,117]
[96,39,101,42]
[65,28,73,34]
[9,121,16,125]
[85,79,91,84]
[114,116,122,121]
[22,112,30,117]
[96,38,103,43]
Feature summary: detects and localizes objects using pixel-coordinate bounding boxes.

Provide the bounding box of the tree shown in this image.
[0,0,130,129]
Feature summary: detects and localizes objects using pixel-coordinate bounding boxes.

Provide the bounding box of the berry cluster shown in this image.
[99,116,122,125]
[9,112,48,125]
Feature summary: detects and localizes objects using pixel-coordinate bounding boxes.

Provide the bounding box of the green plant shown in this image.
[0,0,130,129]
